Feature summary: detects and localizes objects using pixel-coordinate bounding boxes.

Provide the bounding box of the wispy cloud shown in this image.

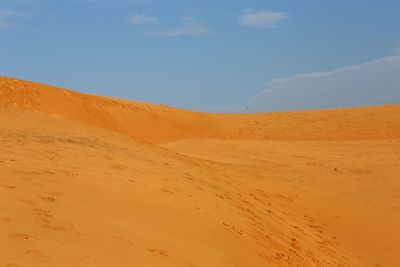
[162,17,209,37]
[128,14,159,25]
[391,42,400,54]
[0,9,25,19]
[77,0,96,3]
[240,9,287,29]
[248,56,400,112]
[0,8,27,29]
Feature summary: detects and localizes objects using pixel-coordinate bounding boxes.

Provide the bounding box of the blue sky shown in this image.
[1,0,399,112]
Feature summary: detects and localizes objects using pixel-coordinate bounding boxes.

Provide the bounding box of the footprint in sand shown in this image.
[1,185,16,189]
[33,208,53,219]
[20,199,36,206]
[2,217,12,222]
[11,233,38,241]
[162,189,174,194]
[258,253,272,262]
[110,164,127,170]
[25,249,44,257]
[40,196,56,202]
[148,249,168,257]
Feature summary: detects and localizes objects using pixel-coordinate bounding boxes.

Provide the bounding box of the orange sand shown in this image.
[1,76,399,267]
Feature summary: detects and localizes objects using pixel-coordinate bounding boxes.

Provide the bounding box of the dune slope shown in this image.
[1,77,400,267]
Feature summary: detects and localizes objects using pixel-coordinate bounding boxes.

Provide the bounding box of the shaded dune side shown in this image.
[1,76,400,143]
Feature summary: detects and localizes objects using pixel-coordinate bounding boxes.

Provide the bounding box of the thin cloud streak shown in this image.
[0,9,25,19]
[128,14,159,25]
[162,17,209,37]
[391,42,400,54]
[240,9,287,29]
[0,8,27,29]
[248,56,400,112]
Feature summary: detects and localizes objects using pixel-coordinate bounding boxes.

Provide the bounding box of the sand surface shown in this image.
[1,76,400,267]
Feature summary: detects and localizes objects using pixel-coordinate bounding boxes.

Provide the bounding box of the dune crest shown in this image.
[1,76,399,143]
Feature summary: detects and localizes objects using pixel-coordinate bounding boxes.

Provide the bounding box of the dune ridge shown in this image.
[1,76,399,143]
[1,76,400,267]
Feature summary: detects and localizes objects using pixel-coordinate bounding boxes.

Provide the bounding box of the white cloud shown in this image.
[162,17,209,37]
[128,14,159,25]
[248,56,400,112]
[240,9,287,29]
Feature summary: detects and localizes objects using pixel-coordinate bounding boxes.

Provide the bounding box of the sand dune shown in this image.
[1,77,399,143]
[1,76,399,267]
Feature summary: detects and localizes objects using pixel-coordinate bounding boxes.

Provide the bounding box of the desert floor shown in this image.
[1,77,399,267]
